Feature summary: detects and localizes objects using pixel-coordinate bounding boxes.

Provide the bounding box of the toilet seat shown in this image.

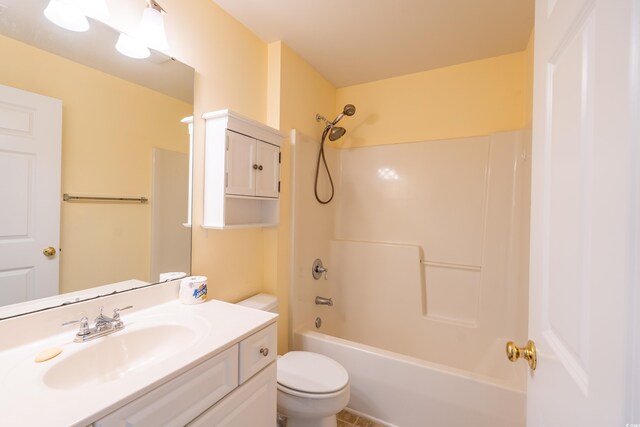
[277,351,349,398]
[277,382,349,399]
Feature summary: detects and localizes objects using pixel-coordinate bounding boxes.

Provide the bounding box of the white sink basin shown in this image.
[43,323,199,390]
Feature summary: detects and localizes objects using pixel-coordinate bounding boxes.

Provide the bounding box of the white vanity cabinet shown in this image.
[95,323,278,427]
[188,363,276,426]
[202,109,284,229]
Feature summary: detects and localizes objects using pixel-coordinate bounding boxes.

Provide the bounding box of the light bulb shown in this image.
[139,6,168,51]
[115,33,151,59]
[44,0,90,32]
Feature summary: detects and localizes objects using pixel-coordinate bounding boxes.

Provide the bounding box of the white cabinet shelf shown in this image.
[202,109,284,229]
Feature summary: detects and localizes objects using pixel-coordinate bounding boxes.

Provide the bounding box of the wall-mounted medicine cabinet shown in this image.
[202,110,284,229]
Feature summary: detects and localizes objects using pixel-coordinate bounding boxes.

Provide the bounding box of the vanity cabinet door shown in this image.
[239,323,277,383]
[95,346,238,427]
[187,362,277,427]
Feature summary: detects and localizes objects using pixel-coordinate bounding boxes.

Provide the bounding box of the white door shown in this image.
[255,141,280,198]
[0,84,62,306]
[528,0,638,424]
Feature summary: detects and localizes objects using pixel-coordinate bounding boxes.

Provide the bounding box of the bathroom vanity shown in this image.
[0,281,278,426]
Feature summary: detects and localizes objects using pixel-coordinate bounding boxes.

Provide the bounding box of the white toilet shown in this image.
[237,293,350,427]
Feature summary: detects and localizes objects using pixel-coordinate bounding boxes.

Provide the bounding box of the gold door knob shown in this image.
[43,246,57,257]
[506,340,537,370]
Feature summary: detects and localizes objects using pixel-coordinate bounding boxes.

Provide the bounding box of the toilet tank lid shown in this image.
[236,293,278,312]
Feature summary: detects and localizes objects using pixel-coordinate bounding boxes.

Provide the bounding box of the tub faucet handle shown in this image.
[312,259,328,280]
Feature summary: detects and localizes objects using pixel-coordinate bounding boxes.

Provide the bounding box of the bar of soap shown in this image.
[34,347,62,363]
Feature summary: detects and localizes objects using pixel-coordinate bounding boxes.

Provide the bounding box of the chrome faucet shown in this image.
[63,305,133,343]
[315,296,333,306]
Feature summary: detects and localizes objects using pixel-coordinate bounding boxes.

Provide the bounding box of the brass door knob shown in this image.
[506,340,537,370]
[43,246,57,257]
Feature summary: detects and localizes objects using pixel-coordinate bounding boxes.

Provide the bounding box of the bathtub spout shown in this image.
[315,296,333,306]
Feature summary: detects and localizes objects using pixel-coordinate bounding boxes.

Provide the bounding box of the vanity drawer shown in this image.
[96,345,239,427]
[239,323,277,383]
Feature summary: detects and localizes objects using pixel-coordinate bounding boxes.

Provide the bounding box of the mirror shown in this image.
[0,0,194,317]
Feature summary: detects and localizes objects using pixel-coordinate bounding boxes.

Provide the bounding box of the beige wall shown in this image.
[335,51,530,148]
[104,0,269,304]
[265,42,337,353]
[0,35,191,294]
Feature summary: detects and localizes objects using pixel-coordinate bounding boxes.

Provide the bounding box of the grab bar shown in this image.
[63,194,148,203]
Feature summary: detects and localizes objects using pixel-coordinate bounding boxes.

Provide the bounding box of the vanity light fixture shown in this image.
[43,0,169,60]
[44,0,90,32]
[116,0,168,59]
[115,32,151,59]
[138,0,169,51]
[44,0,109,31]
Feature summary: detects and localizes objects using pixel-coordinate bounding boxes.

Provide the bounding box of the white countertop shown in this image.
[0,297,277,426]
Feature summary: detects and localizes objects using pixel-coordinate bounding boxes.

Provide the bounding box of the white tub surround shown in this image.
[0,281,278,426]
[290,130,531,425]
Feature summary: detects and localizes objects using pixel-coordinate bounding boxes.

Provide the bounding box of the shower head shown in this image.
[343,104,356,116]
[328,126,346,141]
[331,104,357,125]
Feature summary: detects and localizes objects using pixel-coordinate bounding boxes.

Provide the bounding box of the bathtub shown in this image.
[295,329,526,427]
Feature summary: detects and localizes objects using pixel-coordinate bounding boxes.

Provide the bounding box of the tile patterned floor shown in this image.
[337,409,385,427]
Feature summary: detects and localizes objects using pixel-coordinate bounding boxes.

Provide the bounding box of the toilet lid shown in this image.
[277,351,349,394]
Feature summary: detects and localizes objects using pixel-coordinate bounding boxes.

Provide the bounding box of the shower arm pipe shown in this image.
[316,113,342,126]
[316,113,329,124]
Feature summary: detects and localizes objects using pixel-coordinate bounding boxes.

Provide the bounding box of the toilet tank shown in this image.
[236,293,278,313]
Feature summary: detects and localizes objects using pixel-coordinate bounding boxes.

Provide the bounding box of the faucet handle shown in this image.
[112,305,133,320]
[62,316,91,336]
[312,259,329,280]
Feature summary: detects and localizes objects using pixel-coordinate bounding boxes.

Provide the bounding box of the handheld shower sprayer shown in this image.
[314,104,357,204]
[315,104,356,127]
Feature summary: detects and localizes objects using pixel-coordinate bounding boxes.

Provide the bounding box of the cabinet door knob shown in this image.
[258,165,263,171]
[259,347,269,357]
[253,164,258,170]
